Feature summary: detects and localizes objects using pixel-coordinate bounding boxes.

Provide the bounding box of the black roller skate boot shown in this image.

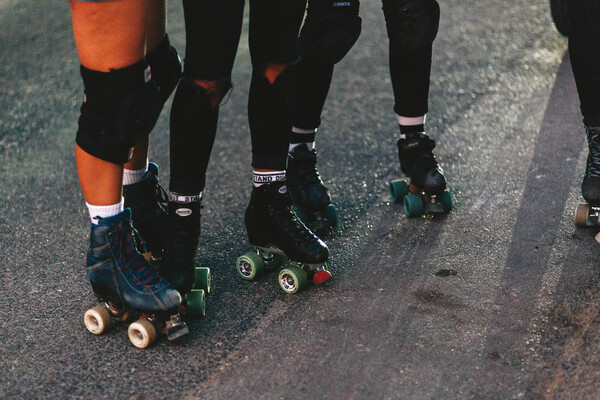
[82,209,188,349]
[575,125,600,226]
[160,198,210,318]
[123,162,168,259]
[389,132,452,217]
[287,144,337,236]
[236,181,331,294]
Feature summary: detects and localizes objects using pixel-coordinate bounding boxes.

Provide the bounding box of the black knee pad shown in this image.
[146,34,183,104]
[382,0,440,52]
[298,0,362,65]
[76,60,163,164]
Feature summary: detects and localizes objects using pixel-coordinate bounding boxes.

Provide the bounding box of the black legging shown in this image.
[294,0,434,130]
[568,0,600,126]
[170,0,305,194]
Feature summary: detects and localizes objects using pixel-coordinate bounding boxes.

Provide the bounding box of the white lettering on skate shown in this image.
[176,208,193,217]
[172,194,201,203]
[252,172,285,184]
[333,1,351,7]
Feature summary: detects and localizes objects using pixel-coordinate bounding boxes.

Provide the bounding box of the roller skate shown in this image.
[389,132,452,217]
[82,209,188,349]
[287,144,337,237]
[123,162,168,260]
[159,198,210,319]
[236,181,331,294]
[575,126,600,227]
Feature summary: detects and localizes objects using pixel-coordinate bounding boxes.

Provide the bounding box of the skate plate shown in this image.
[575,202,600,227]
[236,246,331,294]
[389,179,452,218]
[83,301,188,349]
[293,204,337,237]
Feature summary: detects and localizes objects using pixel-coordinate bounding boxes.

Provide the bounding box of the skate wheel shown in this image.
[390,180,409,203]
[128,319,157,349]
[185,289,206,318]
[278,266,308,294]
[236,251,265,280]
[404,194,424,217]
[322,204,338,228]
[84,304,111,335]
[194,267,211,294]
[575,202,591,226]
[441,190,453,213]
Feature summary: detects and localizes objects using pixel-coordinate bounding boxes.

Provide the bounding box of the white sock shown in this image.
[290,127,316,151]
[87,198,124,225]
[123,161,149,186]
[253,170,286,187]
[397,115,426,126]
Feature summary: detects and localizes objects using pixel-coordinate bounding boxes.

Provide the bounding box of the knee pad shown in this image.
[298,0,362,65]
[383,0,440,52]
[76,60,163,164]
[146,34,183,104]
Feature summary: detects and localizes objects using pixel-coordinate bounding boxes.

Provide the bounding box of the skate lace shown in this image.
[155,184,169,214]
[117,220,160,287]
[586,127,600,178]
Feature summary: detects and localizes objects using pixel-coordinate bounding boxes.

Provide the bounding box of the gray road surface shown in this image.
[2,0,599,399]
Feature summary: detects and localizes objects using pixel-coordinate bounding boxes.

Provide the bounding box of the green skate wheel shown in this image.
[404,194,424,217]
[194,267,211,294]
[278,266,308,294]
[236,251,265,280]
[322,204,338,228]
[441,190,453,213]
[185,289,206,318]
[575,202,591,226]
[390,180,409,203]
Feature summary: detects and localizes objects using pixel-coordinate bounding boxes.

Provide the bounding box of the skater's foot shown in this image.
[287,144,331,211]
[86,209,181,313]
[245,181,329,264]
[397,132,447,195]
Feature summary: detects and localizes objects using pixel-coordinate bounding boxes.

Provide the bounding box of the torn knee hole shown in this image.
[192,79,232,109]
[263,64,290,85]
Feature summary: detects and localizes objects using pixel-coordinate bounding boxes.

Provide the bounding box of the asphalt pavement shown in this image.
[2,0,599,399]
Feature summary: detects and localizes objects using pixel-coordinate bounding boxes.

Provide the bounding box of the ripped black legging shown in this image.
[294,0,434,130]
[169,0,305,194]
[568,0,600,126]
